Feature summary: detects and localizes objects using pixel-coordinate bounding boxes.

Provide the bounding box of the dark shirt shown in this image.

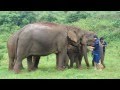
[101,41,107,52]
[93,39,100,53]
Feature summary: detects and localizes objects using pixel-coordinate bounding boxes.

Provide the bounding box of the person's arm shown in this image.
[88,46,94,51]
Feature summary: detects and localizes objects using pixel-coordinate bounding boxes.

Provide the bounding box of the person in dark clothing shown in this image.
[100,37,107,56]
[92,35,103,70]
[100,37,107,68]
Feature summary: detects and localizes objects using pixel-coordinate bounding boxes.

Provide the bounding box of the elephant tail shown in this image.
[14,30,24,62]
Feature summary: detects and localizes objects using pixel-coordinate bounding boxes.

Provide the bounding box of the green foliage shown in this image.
[40,14,57,22]
[65,11,90,23]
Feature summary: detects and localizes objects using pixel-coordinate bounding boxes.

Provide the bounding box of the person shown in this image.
[100,37,107,58]
[100,37,107,68]
[92,35,103,71]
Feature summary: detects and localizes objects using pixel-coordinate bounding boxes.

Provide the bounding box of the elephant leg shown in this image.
[14,58,24,70]
[20,63,24,70]
[13,56,23,74]
[75,58,79,68]
[56,53,59,68]
[78,55,82,69]
[8,57,14,70]
[27,56,33,72]
[65,57,69,68]
[57,51,67,70]
[69,56,74,68]
[85,60,90,68]
[8,55,23,71]
[82,45,90,68]
[32,56,40,70]
[63,55,69,68]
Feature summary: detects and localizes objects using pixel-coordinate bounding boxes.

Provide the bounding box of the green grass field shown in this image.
[0,42,120,79]
[0,11,120,79]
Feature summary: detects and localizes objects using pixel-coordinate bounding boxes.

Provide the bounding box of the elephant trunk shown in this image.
[82,44,90,68]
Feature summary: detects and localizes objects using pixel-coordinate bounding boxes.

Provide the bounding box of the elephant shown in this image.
[67,44,88,69]
[13,22,87,73]
[67,30,97,69]
[7,22,61,71]
[7,22,96,73]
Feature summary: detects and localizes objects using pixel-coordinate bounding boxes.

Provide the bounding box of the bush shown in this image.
[66,11,90,23]
[40,13,57,22]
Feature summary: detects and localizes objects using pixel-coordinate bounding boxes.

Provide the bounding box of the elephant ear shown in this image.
[68,30,77,43]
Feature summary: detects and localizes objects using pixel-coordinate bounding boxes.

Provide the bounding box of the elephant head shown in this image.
[66,26,84,47]
[81,31,96,46]
[80,31,96,68]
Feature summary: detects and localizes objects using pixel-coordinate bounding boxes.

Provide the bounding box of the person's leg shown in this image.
[93,54,97,70]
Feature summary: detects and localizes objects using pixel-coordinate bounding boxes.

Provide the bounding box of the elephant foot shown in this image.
[87,66,90,69]
[57,67,64,71]
[14,69,21,74]
[28,68,33,72]
[68,66,73,69]
[63,65,67,69]
[32,67,38,71]
[78,67,82,70]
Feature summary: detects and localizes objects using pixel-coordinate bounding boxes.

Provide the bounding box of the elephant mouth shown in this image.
[68,41,79,47]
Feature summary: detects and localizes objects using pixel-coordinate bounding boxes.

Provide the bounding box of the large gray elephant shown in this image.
[13,22,87,73]
[7,22,96,73]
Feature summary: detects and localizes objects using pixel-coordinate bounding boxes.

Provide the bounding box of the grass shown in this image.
[0,28,120,79]
[0,42,120,79]
[0,12,120,79]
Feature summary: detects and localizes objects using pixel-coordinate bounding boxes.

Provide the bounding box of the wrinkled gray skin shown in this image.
[13,23,85,73]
